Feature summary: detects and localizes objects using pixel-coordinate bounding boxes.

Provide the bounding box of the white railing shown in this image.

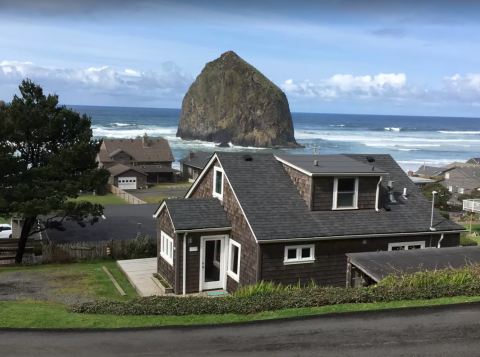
[463,199,480,213]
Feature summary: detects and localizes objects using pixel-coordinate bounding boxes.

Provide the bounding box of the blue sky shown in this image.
[1,0,480,117]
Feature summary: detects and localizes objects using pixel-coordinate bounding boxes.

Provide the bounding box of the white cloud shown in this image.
[281,72,480,106]
[0,60,193,101]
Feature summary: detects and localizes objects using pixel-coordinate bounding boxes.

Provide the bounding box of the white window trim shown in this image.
[459,187,464,194]
[227,239,241,282]
[448,186,453,192]
[284,244,315,265]
[445,172,450,179]
[213,166,224,200]
[160,231,174,266]
[388,241,425,251]
[332,177,359,210]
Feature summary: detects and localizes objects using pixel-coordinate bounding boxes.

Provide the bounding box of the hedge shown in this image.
[69,284,480,316]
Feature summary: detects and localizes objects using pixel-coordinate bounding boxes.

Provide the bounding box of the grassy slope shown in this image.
[461,224,480,243]
[143,196,169,204]
[71,194,128,206]
[152,183,192,188]
[0,217,9,224]
[1,295,480,329]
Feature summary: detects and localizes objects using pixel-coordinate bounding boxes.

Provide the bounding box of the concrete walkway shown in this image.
[116,258,163,297]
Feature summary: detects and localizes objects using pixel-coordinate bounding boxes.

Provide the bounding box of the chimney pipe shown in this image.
[142,133,148,148]
[314,160,318,166]
[189,151,195,161]
[408,170,413,177]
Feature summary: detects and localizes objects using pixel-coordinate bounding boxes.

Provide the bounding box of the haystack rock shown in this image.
[176,51,303,148]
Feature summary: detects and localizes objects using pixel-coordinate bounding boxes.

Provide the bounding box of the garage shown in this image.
[118,177,137,190]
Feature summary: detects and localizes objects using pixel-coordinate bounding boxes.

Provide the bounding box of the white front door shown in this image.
[118,177,137,190]
[200,236,227,291]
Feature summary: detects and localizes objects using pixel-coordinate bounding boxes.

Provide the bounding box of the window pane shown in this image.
[231,245,239,274]
[408,245,422,250]
[287,248,297,260]
[338,178,355,192]
[337,193,354,207]
[301,247,311,259]
[392,246,404,251]
[215,171,223,194]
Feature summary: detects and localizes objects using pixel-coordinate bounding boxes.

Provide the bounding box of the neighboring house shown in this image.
[440,162,480,206]
[413,164,446,177]
[466,158,480,165]
[97,133,177,189]
[153,153,464,295]
[178,151,212,182]
[409,176,438,189]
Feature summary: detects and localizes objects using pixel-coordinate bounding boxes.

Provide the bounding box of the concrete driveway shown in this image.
[126,187,190,199]
[2,303,480,356]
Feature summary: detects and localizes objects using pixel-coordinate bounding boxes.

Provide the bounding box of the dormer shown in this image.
[275,154,387,211]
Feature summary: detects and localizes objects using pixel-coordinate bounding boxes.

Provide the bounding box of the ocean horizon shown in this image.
[68,105,480,173]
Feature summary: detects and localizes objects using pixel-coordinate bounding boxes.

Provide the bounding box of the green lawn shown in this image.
[71,194,128,206]
[1,295,480,329]
[0,217,10,224]
[461,224,480,244]
[143,196,169,204]
[152,182,192,188]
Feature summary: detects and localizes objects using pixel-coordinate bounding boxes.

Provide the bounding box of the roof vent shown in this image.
[314,160,319,166]
[384,205,391,212]
[366,156,375,163]
[244,155,253,161]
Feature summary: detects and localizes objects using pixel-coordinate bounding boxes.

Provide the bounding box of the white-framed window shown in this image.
[448,186,453,192]
[227,239,241,282]
[459,187,465,194]
[213,166,224,200]
[160,231,174,266]
[388,241,425,251]
[333,177,359,210]
[284,244,315,265]
[445,172,450,179]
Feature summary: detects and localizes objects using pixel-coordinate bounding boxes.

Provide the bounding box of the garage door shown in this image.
[118,177,137,190]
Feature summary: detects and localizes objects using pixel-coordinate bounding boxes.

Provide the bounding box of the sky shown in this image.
[1,0,480,117]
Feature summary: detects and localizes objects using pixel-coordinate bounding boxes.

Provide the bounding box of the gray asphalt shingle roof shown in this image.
[276,154,386,175]
[179,152,213,169]
[216,153,465,242]
[347,247,480,282]
[414,165,446,177]
[165,198,231,231]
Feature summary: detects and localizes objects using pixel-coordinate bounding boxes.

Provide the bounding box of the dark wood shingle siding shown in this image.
[261,233,460,286]
[312,177,334,211]
[189,159,258,292]
[157,208,176,290]
[282,164,312,209]
[358,177,380,209]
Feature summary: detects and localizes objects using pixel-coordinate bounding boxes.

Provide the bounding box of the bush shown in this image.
[439,210,450,219]
[69,266,480,316]
[460,233,478,246]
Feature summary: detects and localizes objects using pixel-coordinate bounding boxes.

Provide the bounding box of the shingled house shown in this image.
[178,151,212,182]
[97,133,177,189]
[153,153,465,295]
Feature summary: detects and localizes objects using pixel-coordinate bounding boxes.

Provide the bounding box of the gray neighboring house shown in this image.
[178,151,213,182]
[467,158,480,165]
[441,162,480,206]
[413,165,446,177]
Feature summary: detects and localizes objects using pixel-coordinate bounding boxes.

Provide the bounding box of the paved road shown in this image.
[126,187,190,199]
[2,304,480,356]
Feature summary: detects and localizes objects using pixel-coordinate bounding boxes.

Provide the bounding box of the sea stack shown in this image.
[177,51,302,148]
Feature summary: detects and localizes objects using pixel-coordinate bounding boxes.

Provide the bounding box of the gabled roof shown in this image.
[414,165,446,177]
[107,164,147,177]
[161,198,231,232]
[178,152,213,169]
[276,154,386,176]
[468,158,480,164]
[348,246,480,282]
[98,138,174,163]
[214,153,464,242]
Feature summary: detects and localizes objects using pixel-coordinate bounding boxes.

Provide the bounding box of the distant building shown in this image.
[409,176,438,189]
[441,162,480,206]
[178,151,213,182]
[466,157,480,165]
[97,133,178,189]
[413,164,446,177]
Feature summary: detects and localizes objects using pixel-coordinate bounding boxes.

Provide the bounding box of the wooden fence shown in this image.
[0,238,38,265]
[42,237,157,263]
[104,183,146,204]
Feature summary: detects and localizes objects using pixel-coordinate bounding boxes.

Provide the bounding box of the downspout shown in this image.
[437,234,445,248]
[183,233,188,296]
[375,176,383,212]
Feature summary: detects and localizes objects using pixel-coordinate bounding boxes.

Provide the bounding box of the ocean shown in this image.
[70,105,480,172]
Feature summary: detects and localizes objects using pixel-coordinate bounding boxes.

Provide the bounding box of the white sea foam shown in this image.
[92,126,177,138]
[398,149,420,151]
[329,124,345,127]
[113,123,135,127]
[438,131,480,134]
[385,127,401,131]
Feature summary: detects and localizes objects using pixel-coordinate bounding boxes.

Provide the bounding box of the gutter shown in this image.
[183,232,188,296]
[174,227,232,234]
[437,233,445,248]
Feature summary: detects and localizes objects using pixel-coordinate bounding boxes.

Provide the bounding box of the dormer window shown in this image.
[213,167,224,200]
[333,177,358,210]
